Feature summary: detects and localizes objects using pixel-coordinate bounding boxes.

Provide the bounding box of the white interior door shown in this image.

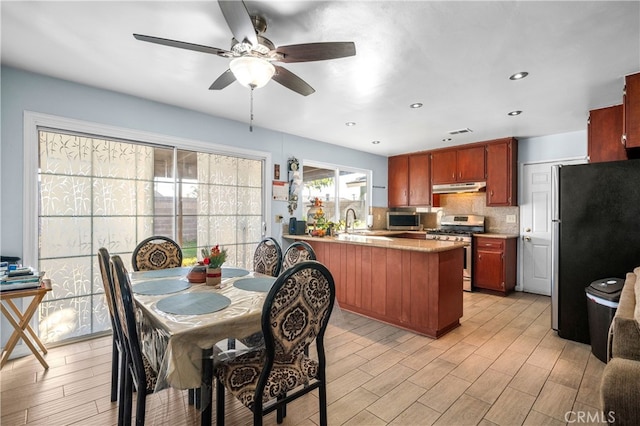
[521,159,586,295]
[521,162,554,295]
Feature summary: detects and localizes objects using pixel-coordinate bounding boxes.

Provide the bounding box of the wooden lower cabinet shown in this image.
[304,239,464,338]
[473,236,517,295]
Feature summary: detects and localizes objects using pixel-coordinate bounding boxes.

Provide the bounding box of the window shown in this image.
[301,161,371,230]
[25,114,269,345]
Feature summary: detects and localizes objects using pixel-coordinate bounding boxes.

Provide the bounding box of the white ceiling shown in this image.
[2,1,639,156]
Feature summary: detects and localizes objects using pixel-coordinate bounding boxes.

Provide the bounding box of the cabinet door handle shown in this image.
[622,134,627,146]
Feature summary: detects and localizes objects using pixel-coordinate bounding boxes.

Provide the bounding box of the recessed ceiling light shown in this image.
[409,103,423,109]
[372,140,380,145]
[345,121,356,126]
[509,71,529,80]
[508,110,522,116]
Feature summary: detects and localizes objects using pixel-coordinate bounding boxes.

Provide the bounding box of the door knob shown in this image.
[524,227,531,232]
[523,236,531,242]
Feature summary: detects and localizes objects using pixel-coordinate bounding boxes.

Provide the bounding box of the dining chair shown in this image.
[97,248,127,424]
[281,241,316,272]
[252,237,283,277]
[237,237,284,350]
[110,254,160,426]
[131,236,183,271]
[216,260,336,426]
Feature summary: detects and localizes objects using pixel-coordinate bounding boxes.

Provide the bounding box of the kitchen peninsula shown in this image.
[283,233,465,338]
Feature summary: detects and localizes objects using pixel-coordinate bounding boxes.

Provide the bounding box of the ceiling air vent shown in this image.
[448,128,473,135]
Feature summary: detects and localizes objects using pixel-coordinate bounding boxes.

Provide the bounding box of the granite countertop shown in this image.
[283,233,465,253]
[474,233,519,239]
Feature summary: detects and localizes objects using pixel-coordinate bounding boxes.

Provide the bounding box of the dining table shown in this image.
[130,265,277,425]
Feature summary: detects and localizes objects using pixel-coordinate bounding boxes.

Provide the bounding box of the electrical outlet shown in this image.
[275,215,283,223]
[506,214,516,223]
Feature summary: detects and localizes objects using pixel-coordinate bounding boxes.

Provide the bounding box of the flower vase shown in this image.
[187,263,207,283]
[206,267,222,288]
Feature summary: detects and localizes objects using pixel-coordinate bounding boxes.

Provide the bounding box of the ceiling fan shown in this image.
[133,0,356,96]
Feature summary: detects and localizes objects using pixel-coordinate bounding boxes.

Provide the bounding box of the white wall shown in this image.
[518,130,587,164]
[1,66,389,259]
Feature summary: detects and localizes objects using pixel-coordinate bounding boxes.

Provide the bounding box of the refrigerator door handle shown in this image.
[551,165,560,331]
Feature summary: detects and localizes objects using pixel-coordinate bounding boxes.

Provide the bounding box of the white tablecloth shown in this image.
[131,268,269,390]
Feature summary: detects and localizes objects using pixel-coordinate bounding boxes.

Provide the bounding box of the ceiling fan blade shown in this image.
[133,34,231,57]
[272,65,315,96]
[218,1,258,47]
[276,42,356,63]
[209,69,236,90]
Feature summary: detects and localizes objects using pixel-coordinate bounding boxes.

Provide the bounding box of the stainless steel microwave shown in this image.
[387,212,421,230]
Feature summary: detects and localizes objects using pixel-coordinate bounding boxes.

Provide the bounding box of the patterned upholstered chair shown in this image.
[281,241,316,272]
[131,236,183,271]
[216,260,335,426]
[98,248,127,424]
[252,237,282,277]
[111,255,159,426]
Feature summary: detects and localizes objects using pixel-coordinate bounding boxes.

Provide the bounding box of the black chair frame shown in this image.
[131,235,183,271]
[216,260,336,426]
[98,248,127,425]
[252,237,283,277]
[281,241,316,272]
[111,255,156,426]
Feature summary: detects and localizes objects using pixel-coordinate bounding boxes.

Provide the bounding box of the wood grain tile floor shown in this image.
[1,291,606,425]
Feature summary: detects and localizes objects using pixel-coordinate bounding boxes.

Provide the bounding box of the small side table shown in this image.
[1,286,51,369]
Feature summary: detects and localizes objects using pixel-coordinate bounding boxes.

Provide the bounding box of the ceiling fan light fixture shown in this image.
[509,71,529,80]
[230,56,275,89]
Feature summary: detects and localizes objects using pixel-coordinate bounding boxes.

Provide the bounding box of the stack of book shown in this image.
[0,267,44,291]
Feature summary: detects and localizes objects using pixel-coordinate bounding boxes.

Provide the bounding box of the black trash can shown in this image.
[585,278,624,363]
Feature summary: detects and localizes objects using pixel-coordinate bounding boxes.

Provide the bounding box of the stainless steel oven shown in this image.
[425,214,485,291]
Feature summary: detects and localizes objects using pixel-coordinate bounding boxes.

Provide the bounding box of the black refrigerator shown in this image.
[551,159,640,344]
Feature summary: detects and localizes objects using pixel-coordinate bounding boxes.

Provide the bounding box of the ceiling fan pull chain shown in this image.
[249,84,255,132]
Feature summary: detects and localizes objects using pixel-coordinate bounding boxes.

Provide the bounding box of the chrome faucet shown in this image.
[345,208,357,233]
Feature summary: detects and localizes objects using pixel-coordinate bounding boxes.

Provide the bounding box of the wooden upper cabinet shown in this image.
[486,138,518,206]
[457,146,486,181]
[623,72,640,149]
[388,153,431,207]
[432,146,485,184]
[588,105,626,163]
[388,155,409,207]
[408,153,431,206]
[431,150,457,184]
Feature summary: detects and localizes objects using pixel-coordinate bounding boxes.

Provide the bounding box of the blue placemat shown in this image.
[133,279,191,295]
[137,267,189,279]
[156,293,231,315]
[222,267,250,278]
[233,277,276,293]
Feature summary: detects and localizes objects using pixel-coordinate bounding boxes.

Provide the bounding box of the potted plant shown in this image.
[201,245,227,287]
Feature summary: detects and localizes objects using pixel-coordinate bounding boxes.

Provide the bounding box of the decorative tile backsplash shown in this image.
[374,192,519,234]
[437,193,519,234]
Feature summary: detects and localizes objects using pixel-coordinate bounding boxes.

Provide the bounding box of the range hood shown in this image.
[432,182,487,194]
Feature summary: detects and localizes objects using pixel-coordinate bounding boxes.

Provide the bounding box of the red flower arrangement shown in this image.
[201,245,227,269]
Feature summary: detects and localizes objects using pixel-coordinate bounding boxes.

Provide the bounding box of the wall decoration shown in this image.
[287,157,301,215]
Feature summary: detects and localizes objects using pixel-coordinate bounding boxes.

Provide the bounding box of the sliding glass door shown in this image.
[36,129,265,344]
